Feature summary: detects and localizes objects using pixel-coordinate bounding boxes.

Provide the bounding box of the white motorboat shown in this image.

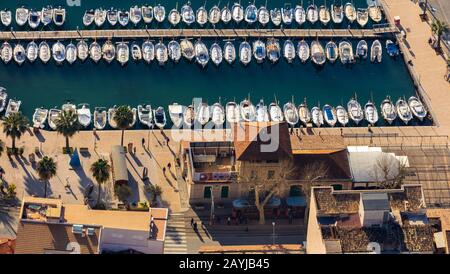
[155,41,168,65]
[77,40,89,62]
[94,8,107,27]
[28,9,41,29]
[142,5,154,24]
[0,88,7,113]
[370,39,382,63]
[318,5,330,25]
[107,8,118,26]
[297,40,310,63]
[336,105,349,126]
[102,40,116,63]
[89,41,102,63]
[368,3,382,23]
[306,3,318,24]
[5,99,21,118]
[142,40,155,63]
[344,2,356,23]
[255,99,269,122]
[13,44,26,66]
[211,102,225,126]
[239,41,252,65]
[116,42,130,66]
[356,8,369,27]
[380,96,397,124]
[209,5,221,25]
[253,39,266,63]
[181,2,195,25]
[223,41,236,64]
[210,43,223,66]
[240,99,256,122]
[1,42,12,64]
[245,3,258,24]
[41,7,53,27]
[269,101,284,122]
[15,7,29,27]
[325,41,339,63]
[232,2,244,24]
[347,98,364,125]
[53,7,66,26]
[93,107,107,130]
[154,4,166,23]
[283,102,299,126]
[396,98,412,125]
[131,42,142,61]
[33,108,48,129]
[48,108,62,130]
[339,40,354,64]
[138,104,154,128]
[65,42,77,65]
[52,41,65,65]
[266,38,281,63]
[0,9,12,27]
[283,40,296,63]
[168,40,181,63]
[258,6,270,26]
[26,41,38,63]
[356,40,368,59]
[408,96,427,121]
[294,5,306,25]
[196,6,208,26]
[77,104,92,128]
[130,5,142,25]
[118,10,130,26]
[221,5,232,24]
[196,102,210,126]
[169,7,181,26]
[180,39,195,61]
[195,40,209,68]
[311,40,326,65]
[311,106,324,127]
[184,105,195,127]
[270,8,282,26]
[364,100,379,125]
[38,41,51,64]
[331,4,344,24]
[168,103,184,128]
[323,104,337,127]
[298,102,311,125]
[226,101,240,123]
[83,9,95,26]
[281,5,294,25]
[107,106,118,129]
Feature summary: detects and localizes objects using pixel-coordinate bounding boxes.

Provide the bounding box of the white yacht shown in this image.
[253,39,266,63]
[0,9,12,27]
[226,101,240,123]
[155,41,168,65]
[196,5,208,26]
[77,40,89,62]
[153,106,167,129]
[142,40,155,63]
[107,8,118,26]
[116,42,130,66]
[107,106,118,129]
[339,40,354,64]
[131,42,142,62]
[281,5,294,25]
[380,97,397,124]
[13,44,26,66]
[298,40,310,63]
[244,3,258,24]
[298,102,311,126]
[356,40,368,59]
[255,100,269,122]
[306,3,318,24]
[239,41,252,65]
[311,40,326,66]
[221,5,232,24]
[196,103,210,126]
[311,106,324,127]
[130,5,142,25]
[364,100,379,125]
[77,104,92,128]
[318,5,330,25]
[183,105,195,127]
[269,102,284,122]
[356,8,369,27]
[181,2,195,25]
[180,39,195,61]
[284,102,299,127]
[5,99,21,118]
[168,40,181,63]
[331,4,344,24]
[408,96,427,121]
[94,8,107,27]
[28,9,41,29]
[15,7,29,27]
[138,104,154,128]
[258,6,270,26]
[240,99,256,122]
[336,105,349,126]
[93,107,107,130]
[210,43,223,66]
[347,98,364,125]
[211,102,225,126]
[83,10,95,26]
[26,41,39,63]
[169,104,184,128]
[52,41,66,65]
[38,41,51,64]
[33,108,48,129]
[53,7,66,26]
[65,42,77,65]
[294,5,306,25]
[169,7,181,26]
[223,41,236,64]
[232,2,244,24]
[396,98,412,125]
[1,42,12,64]
[209,5,221,25]
[283,40,296,63]
[270,8,282,26]
[142,5,154,24]
[41,7,53,26]
[344,2,356,23]
[89,41,102,63]
[370,39,382,63]
[153,4,166,23]
[118,10,130,26]
[325,41,339,63]
[195,40,209,68]
[0,88,7,113]
[48,108,62,130]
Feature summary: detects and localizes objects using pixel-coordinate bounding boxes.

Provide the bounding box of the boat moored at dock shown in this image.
[32,107,48,129]
[93,107,107,130]
[77,103,92,128]
[380,96,397,124]
[396,98,412,125]
[408,96,427,121]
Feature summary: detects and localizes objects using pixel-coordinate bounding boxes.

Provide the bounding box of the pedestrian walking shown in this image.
[162,167,166,176]
[227,216,231,226]
[167,162,172,170]
[142,138,145,147]
[133,147,137,154]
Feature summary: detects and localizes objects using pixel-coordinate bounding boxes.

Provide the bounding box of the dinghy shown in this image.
[181,2,195,25]
[195,39,209,68]
[77,103,92,128]
[244,3,258,24]
[211,102,225,126]
[266,38,281,63]
[325,41,339,63]
[13,44,26,65]
[364,100,379,125]
[240,99,256,122]
[131,42,142,61]
[306,3,318,24]
[380,96,397,124]
[94,8,107,27]
[116,42,130,66]
[89,41,102,63]
[107,107,118,129]
[210,43,223,66]
[93,107,107,130]
[311,40,326,66]
[226,101,240,123]
[224,41,236,64]
[408,96,427,121]
[142,5,154,24]
[142,40,155,63]
[386,40,399,57]
[311,106,324,127]
[130,5,142,25]
[298,102,311,125]
[221,5,232,24]
[370,39,382,63]
[48,109,62,130]
[5,99,21,118]
[347,98,364,125]
[336,105,349,126]
[154,4,166,23]
[83,10,95,26]
[26,41,38,63]
[368,3,382,23]
[344,2,356,23]
[258,5,270,26]
[339,40,354,64]
[283,40,296,63]
[0,88,7,113]
[356,40,368,59]
[77,40,89,62]
[253,39,266,63]
[0,9,12,27]
[269,102,284,122]
[168,40,181,63]
[107,8,118,26]
[28,9,41,29]
[52,41,66,65]
[239,41,252,65]
[168,103,184,128]
[33,108,48,129]
[53,7,66,26]
[209,5,221,25]
[118,10,130,26]
[319,5,331,25]
[15,7,29,27]
[281,5,294,25]
[297,40,310,63]
[183,105,195,127]
[196,102,210,126]
[232,2,244,24]
[65,42,77,65]
[169,7,181,26]
[294,5,306,25]
[155,41,168,65]
[323,104,337,127]
[196,5,208,26]
[38,41,51,64]
[356,8,369,27]
[331,4,344,24]
[283,102,299,126]
[270,8,282,26]
[138,105,154,128]
[1,42,12,64]
[396,98,412,125]
[102,40,116,63]
[180,39,195,61]
[255,100,269,122]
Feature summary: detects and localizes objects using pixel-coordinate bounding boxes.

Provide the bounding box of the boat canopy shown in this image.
[110,145,129,185]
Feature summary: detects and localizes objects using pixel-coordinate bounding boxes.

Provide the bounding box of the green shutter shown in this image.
[204,186,212,199]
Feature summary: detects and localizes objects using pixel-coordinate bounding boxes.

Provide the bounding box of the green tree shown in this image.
[36,156,57,198]
[55,109,80,153]
[2,112,29,152]
[114,184,132,204]
[431,20,449,49]
[90,159,111,206]
[113,106,134,146]
[145,184,163,202]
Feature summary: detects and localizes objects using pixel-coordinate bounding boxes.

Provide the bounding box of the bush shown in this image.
[6,184,16,199]
[145,185,163,202]
[114,184,132,203]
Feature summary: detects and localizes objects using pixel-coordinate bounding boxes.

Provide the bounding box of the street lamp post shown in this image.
[210,186,215,226]
[272,222,276,246]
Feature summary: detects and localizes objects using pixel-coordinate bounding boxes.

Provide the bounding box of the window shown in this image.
[267,170,275,180]
[203,186,212,199]
[289,185,302,197]
[221,186,229,198]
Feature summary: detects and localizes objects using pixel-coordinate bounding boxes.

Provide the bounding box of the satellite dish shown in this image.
[367,242,381,254]
[66,242,81,254]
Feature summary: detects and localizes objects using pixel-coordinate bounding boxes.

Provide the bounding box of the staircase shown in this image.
[163,213,188,254]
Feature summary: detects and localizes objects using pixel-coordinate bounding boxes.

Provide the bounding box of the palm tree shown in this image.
[2,112,29,152]
[114,106,134,146]
[432,19,449,49]
[145,184,163,202]
[36,156,57,198]
[55,109,80,153]
[90,159,111,205]
[0,139,4,157]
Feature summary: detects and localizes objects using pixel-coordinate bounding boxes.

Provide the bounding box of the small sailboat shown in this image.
[370,39,382,63]
[15,7,29,27]
[168,40,181,63]
[356,40,368,59]
[221,5,232,24]
[297,40,310,63]
[77,103,92,128]
[14,45,26,67]
[130,5,142,25]
[26,41,38,63]
[281,5,294,25]
[232,2,244,24]
[311,40,326,66]
[102,40,116,63]
[344,2,356,23]
[52,41,66,65]
[294,5,306,25]
[347,97,364,125]
[48,108,62,130]
[244,3,258,24]
[1,42,12,64]
[283,40,296,63]
[142,5,154,24]
[209,4,221,25]
[94,8,107,27]
[266,38,281,63]
[169,6,181,26]
[396,98,412,125]
[224,41,236,64]
[168,103,184,128]
[89,41,102,63]
[65,42,77,65]
[131,42,142,61]
[298,102,311,125]
[93,107,107,130]
[195,39,209,68]
[5,99,21,118]
[107,8,118,26]
[311,106,324,127]
[142,40,155,63]
[180,39,195,61]
[323,104,337,127]
[408,96,427,121]
[283,102,299,126]
[153,4,166,23]
[116,42,130,66]
[336,105,349,126]
[306,3,318,24]
[380,96,397,124]
[138,105,154,128]
[196,5,208,26]
[28,9,41,29]
[386,40,399,57]
[269,101,284,122]
[83,9,95,26]
[0,88,7,113]
[239,41,252,65]
[53,7,66,26]
[270,8,282,26]
[181,2,195,25]
[325,41,339,63]
[0,9,12,27]
[240,99,256,122]
[356,8,369,27]
[77,40,89,62]
[319,4,331,25]
[196,102,210,126]
[38,41,51,64]
[118,10,130,26]
[33,108,48,129]
[226,101,240,123]
[210,43,223,66]
[331,3,344,24]
[155,41,168,65]
[211,102,225,126]
[255,100,269,122]
[364,100,379,125]
[253,39,266,63]
[368,3,382,23]
[108,106,118,129]
[258,5,270,26]
[339,40,354,64]
[183,105,195,127]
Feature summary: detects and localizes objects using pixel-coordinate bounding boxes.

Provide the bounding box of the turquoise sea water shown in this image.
[0,1,423,127]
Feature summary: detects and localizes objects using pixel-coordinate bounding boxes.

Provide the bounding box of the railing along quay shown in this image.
[0,27,399,40]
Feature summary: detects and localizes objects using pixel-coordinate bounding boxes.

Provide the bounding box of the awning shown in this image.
[287,196,307,207]
[232,198,250,209]
[110,145,128,184]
